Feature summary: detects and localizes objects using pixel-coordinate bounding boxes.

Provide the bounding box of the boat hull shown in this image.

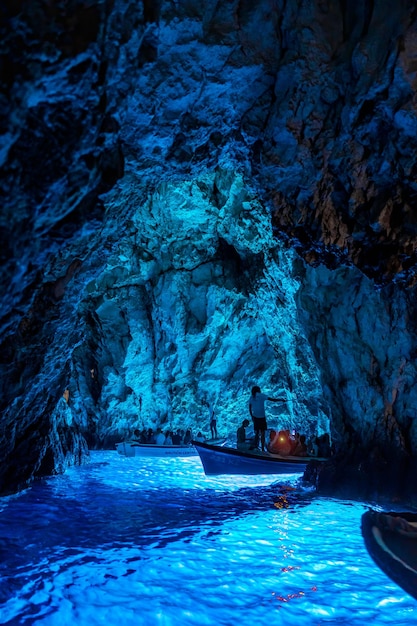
[192,441,311,475]
[361,510,417,600]
[116,442,198,457]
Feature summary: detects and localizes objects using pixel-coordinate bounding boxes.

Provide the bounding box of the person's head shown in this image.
[242,419,249,427]
[251,385,261,396]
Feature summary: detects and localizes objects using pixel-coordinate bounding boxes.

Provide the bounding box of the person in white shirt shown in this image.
[248,385,285,452]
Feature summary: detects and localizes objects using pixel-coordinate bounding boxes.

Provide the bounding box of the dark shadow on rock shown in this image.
[304,445,417,508]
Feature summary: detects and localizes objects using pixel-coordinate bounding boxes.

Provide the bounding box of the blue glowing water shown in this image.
[0,451,415,625]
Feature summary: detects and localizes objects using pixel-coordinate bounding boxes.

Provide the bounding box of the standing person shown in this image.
[209,405,217,439]
[248,385,285,452]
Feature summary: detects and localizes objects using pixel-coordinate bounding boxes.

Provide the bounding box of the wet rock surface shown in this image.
[1,0,417,498]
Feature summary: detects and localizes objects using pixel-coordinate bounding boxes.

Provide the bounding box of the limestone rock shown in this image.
[1,0,417,499]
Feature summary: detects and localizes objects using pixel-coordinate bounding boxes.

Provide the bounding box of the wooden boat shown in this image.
[361,510,417,600]
[192,440,317,475]
[116,441,198,457]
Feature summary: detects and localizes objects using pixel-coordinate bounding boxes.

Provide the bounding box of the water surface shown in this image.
[0,451,415,625]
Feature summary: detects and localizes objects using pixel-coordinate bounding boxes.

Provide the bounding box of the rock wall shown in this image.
[1,0,417,496]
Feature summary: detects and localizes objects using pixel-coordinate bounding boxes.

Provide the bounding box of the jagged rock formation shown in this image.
[1,0,417,499]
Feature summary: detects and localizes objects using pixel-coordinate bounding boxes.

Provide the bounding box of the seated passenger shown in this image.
[292,434,308,456]
[289,431,300,455]
[183,429,192,445]
[147,428,156,444]
[267,429,277,452]
[194,431,205,442]
[171,430,181,445]
[155,428,165,445]
[237,419,251,451]
[163,431,173,445]
[132,429,141,441]
[269,429,292,456]
[308,437,319,456]
[317,433,331,457]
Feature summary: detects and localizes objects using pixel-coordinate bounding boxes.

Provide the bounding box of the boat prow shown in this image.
[116,441,198,457]
[192,440,319,475]
[361,510,417,600]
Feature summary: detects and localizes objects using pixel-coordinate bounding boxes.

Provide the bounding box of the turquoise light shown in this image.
[0,452,415,625]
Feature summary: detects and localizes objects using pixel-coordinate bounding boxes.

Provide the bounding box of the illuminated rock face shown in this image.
[1,0,417,496]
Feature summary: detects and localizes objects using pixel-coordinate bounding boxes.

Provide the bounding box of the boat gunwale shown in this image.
[191,440,325,465]
[116,442,195,450]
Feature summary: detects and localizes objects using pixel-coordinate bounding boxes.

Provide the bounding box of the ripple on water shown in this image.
[0,452,416,625]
